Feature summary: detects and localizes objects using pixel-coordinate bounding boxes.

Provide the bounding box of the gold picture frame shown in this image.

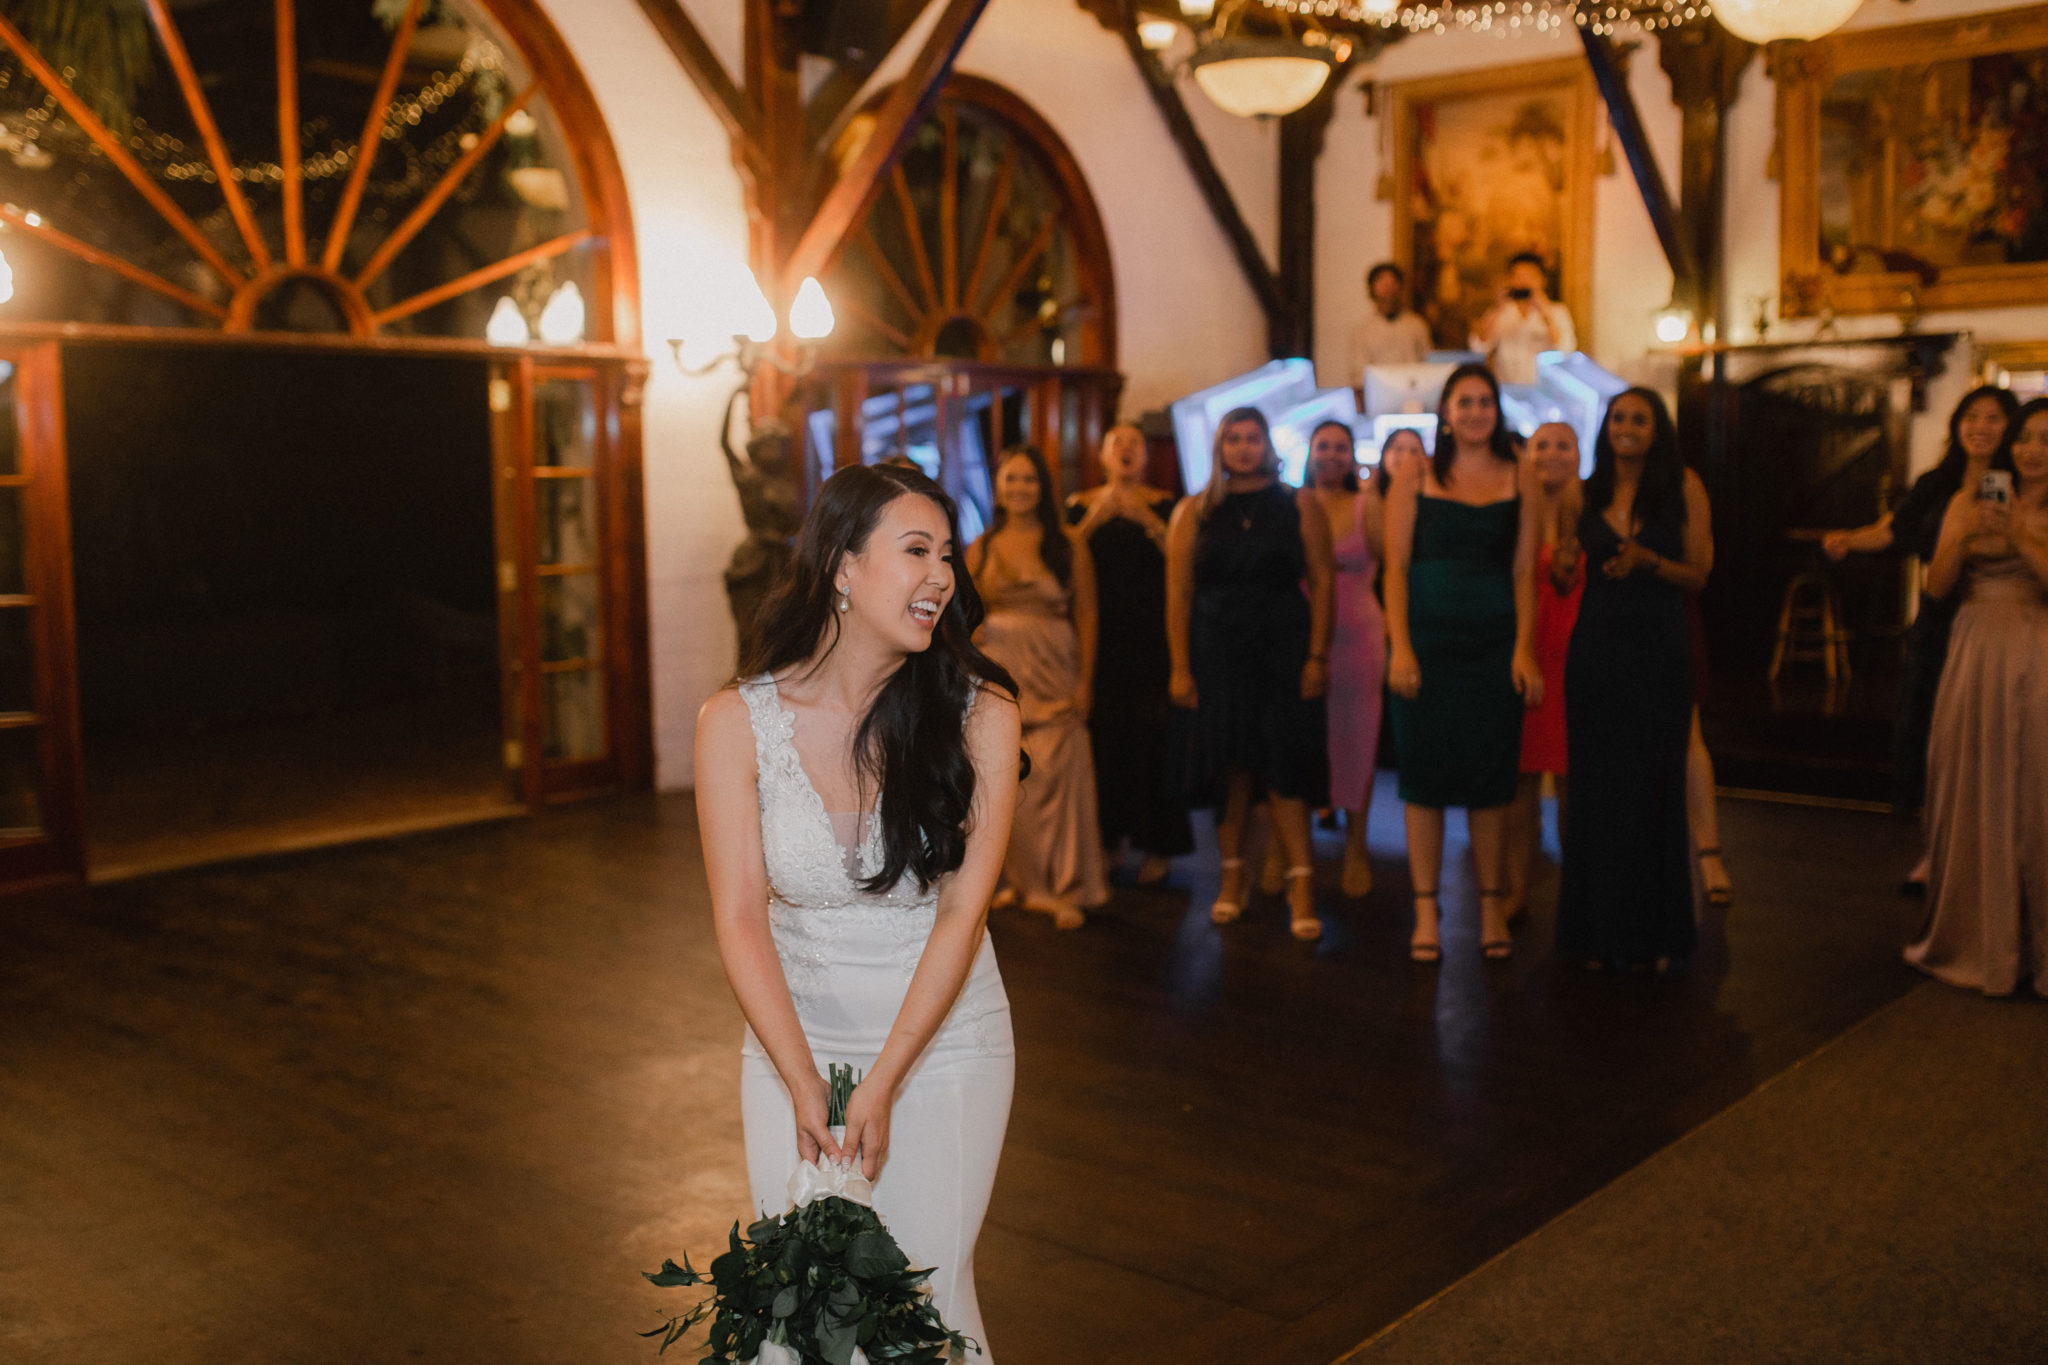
[1779,6,2048,317]
[1388,57,1598,353]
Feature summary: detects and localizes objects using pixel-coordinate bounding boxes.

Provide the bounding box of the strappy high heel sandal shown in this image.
[1409,889,1441,963]
[1696,847,1733,910]
[1286,866,1321,942]
[1211,857,1245,924]
[1479,887,1514,960]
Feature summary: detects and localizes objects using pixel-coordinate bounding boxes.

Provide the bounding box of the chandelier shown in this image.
[1183,0,1354,118]
[1709,0,1864,42]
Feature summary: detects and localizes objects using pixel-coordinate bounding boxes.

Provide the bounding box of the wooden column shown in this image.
[1659,23,1754,339]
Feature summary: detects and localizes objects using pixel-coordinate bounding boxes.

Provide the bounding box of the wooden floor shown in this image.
[0,783,1928,1363]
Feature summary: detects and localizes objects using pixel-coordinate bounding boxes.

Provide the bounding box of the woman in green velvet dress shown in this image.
[1384,363,1543,963]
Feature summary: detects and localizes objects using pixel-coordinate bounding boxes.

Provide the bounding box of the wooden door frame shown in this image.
[0,343,87,884]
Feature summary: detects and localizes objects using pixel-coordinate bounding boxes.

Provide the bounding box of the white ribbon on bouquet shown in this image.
[746,1126,874,1365]
[786,1122,875,1209]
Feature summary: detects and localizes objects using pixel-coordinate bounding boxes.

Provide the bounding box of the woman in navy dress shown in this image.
[1556,388,1715,970]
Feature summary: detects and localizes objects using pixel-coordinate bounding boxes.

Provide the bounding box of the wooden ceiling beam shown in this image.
[778,0,994,293]
[634,0,763,175]
[1115,4,1288,347]
[1580,33,1697,305]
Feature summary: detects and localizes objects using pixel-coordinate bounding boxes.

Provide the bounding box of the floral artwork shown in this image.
[1818,50,2048,277]
[1780,7,2048,316]
[1390,59,1596,353]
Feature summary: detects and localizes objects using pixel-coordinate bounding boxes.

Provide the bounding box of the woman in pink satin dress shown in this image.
[1308,421,1389,898]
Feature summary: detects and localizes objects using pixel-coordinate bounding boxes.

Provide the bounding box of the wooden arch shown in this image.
[0,0,639,350]
[833,73,1116,369]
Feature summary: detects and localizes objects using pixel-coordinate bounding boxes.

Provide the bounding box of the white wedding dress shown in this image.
[737,675,1015,1361]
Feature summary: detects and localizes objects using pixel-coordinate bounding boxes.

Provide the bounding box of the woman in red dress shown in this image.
[1506,421,1582,921]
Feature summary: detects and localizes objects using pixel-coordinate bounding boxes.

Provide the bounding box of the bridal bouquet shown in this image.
[643,1065,975,1365]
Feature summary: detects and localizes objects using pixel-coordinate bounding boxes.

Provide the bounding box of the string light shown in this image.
[1261,0,1714,36]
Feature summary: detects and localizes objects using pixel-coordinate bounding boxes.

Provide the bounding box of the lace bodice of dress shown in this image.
[737,675,949,1010]
[738,674,932,913]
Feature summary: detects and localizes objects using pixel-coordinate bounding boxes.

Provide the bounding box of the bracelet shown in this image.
[1308,653,1328,663]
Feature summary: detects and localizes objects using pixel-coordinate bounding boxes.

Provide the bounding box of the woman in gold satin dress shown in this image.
[970,447,1108,929]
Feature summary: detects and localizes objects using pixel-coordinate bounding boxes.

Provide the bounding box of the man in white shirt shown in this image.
[1471,252,1575,384]
[1347,262,1434,379]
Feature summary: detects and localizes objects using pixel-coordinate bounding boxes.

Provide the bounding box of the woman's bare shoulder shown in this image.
[965,681,1021,747]
[697,683,752,736]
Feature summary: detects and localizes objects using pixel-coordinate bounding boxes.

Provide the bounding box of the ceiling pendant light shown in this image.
[1183,0,1347,120]
[1710,0,1864,43]
[1189,39,1336,117]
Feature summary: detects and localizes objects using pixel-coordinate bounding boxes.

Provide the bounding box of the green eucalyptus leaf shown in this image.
[846,1232,908,1279]
[644,1257,703,1288]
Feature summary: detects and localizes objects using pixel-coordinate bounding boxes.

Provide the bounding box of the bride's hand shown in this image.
[790,1071,843,1166]
[840,1079,894,1182]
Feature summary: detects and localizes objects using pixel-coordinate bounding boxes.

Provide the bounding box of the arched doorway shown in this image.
[0,0,649,883]
[805,76,1123,531]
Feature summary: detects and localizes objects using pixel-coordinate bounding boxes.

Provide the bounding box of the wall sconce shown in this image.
[1653,303,1694,346]
[668,267,834,380]
[1138,17,1181,50]
[487,279,585,347]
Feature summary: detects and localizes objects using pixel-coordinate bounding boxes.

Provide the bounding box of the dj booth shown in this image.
[1168,352,1627,490]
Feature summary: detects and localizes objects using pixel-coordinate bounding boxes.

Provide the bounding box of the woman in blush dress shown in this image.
[1505,421,1583,922]
[1306,420,1388,899]
[971,446,1108,929]
[1384,364,1544,963]
[1556,389,1714,972]
[1066,423,1192,883]
[695,463,1021,1358]
[1825,385,2021,889]
[1908,397,2048,996]
[1165,406,1335,940]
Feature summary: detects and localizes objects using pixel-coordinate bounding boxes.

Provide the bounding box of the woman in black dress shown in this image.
[1165,407,1335,940]
[1557,388,1714,970]
[1067,423,1193,881]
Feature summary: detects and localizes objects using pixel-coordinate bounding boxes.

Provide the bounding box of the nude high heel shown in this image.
[1287,867,1322,941]
[1211,858,1245,924]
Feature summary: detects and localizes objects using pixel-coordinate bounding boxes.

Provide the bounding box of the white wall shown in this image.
[955,0,1272,412]
[538,0,754,790]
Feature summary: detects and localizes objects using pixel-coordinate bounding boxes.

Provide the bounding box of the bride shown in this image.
[694,462,1022,1359]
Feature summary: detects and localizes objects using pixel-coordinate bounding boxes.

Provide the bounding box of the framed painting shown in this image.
[1780,6,2048,317]
[1389,58,1598,353]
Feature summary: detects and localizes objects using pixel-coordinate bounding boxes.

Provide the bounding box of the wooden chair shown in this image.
[1768,571,1852,686]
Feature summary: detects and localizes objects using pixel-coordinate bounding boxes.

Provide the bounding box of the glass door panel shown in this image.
[492,358,617,803]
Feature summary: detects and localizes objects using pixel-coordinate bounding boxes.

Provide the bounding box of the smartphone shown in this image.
[1979,470,2014,506]
[1507,287,1533,301]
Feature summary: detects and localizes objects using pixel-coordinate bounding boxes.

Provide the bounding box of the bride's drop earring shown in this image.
[837,587,850,613]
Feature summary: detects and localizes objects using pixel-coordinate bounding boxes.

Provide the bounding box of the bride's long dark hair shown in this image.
[740,462,1017,894]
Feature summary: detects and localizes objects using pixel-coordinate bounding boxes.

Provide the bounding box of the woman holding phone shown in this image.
[1907,397,2048,996]
[1824,385,2020,887]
